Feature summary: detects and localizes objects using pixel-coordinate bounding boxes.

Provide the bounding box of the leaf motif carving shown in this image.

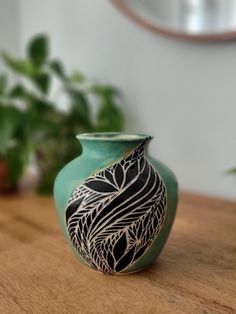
[113,233,127,261]
[85,180,117,193]
[65,137,167,274]
[115,245,136,272]
[114,163,124,188]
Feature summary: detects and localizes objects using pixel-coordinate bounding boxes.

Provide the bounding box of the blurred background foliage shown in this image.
[227,167,236,175]
[0,34,124,194]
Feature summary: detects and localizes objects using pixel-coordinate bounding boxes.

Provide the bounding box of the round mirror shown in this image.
[111,0,236,41]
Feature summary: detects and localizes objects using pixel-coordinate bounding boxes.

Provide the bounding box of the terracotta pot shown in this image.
[0,160,8,193]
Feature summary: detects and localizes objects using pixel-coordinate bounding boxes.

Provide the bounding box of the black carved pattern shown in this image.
[65,137,167,274]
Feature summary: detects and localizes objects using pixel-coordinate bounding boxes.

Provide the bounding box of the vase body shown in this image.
[54,133,178,275]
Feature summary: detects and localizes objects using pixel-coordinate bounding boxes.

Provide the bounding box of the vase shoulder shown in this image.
[148,156,178,202]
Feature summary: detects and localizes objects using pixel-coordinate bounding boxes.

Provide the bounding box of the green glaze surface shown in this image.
[54,133,178,274]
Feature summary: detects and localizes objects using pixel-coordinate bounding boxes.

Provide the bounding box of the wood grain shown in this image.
[0,193,235,314]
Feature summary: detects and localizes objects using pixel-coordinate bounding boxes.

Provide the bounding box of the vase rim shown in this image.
[76,132,153,142]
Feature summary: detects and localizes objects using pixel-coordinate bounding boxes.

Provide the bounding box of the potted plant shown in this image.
[0,77,30,192]
[0,34,124,194]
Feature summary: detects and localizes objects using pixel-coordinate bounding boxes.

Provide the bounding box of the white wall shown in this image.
[3,0,236,199]
[0,0,20,67]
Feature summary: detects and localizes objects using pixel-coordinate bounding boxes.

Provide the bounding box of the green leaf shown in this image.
[0,109,14,157]
[1,52,35,77]
[7,144,29,185]
[33,72,50,94]
[0,74,7,94]
[0,106,20,157]
[9,84,26,98]
[91,84,120,97]
[226,167,236,175]
[66,87,93,129]
[93,85,124,132]
[70,71,85,83]
[27,34,48,67]
[50,59,66,79]
[96,102,124,132]
[37,167,58,195]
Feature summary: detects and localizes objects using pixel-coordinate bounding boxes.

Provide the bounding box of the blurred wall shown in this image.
[3,0,236,199]
[0,0,20,67]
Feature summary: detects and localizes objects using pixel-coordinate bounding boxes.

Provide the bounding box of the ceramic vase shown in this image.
[54,133,178,275]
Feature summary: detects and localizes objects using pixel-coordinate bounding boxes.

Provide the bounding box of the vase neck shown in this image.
[77,133,152,159]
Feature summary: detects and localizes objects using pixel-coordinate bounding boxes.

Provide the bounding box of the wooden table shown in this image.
[0,193,235,314]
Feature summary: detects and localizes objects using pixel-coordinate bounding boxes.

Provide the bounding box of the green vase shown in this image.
[54,133,178,275]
